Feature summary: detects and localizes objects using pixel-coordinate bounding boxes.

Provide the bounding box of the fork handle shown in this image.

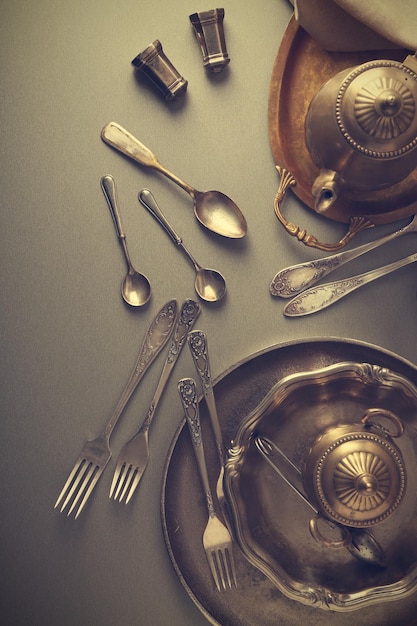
[187,330,225,467]
[138,299,201,434]
[103,299,178,438]
[178,378,216,518]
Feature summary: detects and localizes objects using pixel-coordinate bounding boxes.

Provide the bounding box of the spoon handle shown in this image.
[284,251,417,316]
[101,122,194,195]
[271,217,414,298]
[101,122,159,168]
[100,174,125,239]
[139,188,182,244]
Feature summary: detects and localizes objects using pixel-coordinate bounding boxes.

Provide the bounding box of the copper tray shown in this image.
[268,17,417,225]
[161,338,417,626]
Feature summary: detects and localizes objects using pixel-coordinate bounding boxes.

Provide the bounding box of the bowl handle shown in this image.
[361,407,405,438]
[273,166,373,251]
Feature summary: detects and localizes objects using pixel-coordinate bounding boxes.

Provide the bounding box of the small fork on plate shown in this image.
[188,330,230,529]
[178,377,237,591]
[54,299,178,518]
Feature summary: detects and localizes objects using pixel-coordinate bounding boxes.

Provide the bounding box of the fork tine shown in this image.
[123,471,141,504]
[119,465,137,504]
[55,458,88,511]
[72,466,102,519]
[214,548,232,590]
[54,459,85,511]
[206,549,222,591]
[67,462,97,516]
[223,546,236,587]
[109,462,123,499]
[110,462,128,500]
[115,464,132,501]
[215,550,228,590]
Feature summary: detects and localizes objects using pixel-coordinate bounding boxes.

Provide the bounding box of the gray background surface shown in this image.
[1,1,416,624]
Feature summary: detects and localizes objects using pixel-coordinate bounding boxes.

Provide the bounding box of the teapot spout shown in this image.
[312,169,344,214]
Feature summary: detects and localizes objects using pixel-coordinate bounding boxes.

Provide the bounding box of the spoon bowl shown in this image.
[100,175,151,307]
[122,270,152,307]
[192,189,246,239]
[101,122,247,239]
[139,188,226,303]
[195,267,226,302]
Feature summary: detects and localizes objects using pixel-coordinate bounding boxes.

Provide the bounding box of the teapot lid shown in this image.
[336,59,417,157]
[310,417,407,527]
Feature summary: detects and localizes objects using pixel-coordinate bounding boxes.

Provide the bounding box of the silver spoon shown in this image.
[255,436,386,567]
[139,189,226,302]
[284,251,417,316]
[100,175,151,307]
[101,122,247,239]
[271,214,417,297]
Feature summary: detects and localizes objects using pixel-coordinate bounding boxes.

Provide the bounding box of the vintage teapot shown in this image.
[305,53,417,214]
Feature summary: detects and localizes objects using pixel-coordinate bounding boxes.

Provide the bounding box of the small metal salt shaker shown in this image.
[131,40,188,101]
[189,8,230,73]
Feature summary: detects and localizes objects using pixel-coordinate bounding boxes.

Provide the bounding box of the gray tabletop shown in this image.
[1,1,417,625]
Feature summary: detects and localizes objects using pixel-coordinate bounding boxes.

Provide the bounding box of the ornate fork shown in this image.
[110,299,201,503]
[178,378,237,590]
[187,330,230,529]
[54,300,178,518]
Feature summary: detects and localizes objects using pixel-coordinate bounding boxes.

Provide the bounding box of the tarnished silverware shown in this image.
[101,175,151,307]
[187,330,230,529]
[284,251,417,316]
[140,189,226,302]
[101,121,247,239]
[178,378,237,590]
[110,299,201,503]
[271,214,417,298]
[54,300,178,518]
[255,436,386,568]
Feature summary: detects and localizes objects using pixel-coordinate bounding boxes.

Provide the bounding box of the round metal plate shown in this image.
[161,338,417,626]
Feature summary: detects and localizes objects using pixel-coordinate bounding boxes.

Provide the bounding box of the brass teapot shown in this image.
[305,54,417,214]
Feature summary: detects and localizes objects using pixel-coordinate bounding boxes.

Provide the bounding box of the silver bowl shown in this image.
[224,361,417,611]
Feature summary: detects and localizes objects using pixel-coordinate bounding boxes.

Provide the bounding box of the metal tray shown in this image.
[161,338,417,626]
[225,361,417,611]
[268,17,417,225]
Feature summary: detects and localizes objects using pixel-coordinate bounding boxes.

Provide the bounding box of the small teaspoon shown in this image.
[101,175,151,307]
[139,189,226,303]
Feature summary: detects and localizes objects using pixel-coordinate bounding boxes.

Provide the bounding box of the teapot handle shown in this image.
[273,166,373,252]
[361,407,404,438]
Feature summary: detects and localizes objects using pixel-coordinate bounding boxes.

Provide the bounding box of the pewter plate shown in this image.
[161,338,417,626]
